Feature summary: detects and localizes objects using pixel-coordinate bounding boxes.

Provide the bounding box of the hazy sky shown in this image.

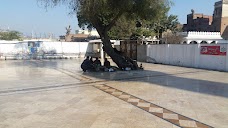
[0,0,218,37]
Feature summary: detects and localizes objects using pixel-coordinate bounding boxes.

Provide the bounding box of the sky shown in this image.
[0,0,219,37]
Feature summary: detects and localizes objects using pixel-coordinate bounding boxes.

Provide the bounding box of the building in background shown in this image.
[181,31,228,44]
[183,9,213,32]
[60,26,100,42]
[65,33,90,42]
[212,0,228,39]
[75,30,100,37]
[183,0,228,40]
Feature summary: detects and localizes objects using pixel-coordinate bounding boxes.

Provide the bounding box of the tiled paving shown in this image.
[0,59,228,128]
[94,84,212,128]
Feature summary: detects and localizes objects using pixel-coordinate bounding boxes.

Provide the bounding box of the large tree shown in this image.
[39,0,170,69]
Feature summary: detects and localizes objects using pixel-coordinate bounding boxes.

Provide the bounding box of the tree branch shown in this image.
[105,11,123,32]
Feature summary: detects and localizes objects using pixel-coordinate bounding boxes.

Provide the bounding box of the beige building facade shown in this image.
[221,0,228,39]
[212,0,228,39]
[184,0,228,40]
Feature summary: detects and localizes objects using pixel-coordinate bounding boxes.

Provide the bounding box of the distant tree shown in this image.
[0,31,22,40]
[151,14,180,40]
[162,32,183,44]
[162,23,183,44]
[39,0,170,69]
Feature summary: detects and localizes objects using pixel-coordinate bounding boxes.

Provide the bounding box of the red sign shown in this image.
[200,46,227,56]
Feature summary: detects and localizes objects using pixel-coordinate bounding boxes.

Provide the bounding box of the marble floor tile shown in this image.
[0,60,227,128]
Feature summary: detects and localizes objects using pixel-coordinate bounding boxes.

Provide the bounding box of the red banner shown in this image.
[200,46,227,56]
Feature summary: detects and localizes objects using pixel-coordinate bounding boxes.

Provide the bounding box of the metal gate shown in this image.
[120,40,137,60]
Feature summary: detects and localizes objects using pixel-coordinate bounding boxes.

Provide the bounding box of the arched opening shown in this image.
[190,41,198,44]
[201,41,208,44]
[211,41,216,44]
[182,41,187,44]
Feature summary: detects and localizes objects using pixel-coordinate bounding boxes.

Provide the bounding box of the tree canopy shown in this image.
[39,0,171,69]
[39,0,170,34]
[0,31,22,41]
[107,16,136,40]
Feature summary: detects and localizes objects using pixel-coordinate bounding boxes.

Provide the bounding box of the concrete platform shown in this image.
[0,59,227,128]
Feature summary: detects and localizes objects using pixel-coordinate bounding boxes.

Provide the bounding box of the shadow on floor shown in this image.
[82,69,228,98]
[5,60,228,98]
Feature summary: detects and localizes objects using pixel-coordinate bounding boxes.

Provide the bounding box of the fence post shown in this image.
[166,44,170,64]
[226,44,228,71]
[194,44,200,68]
[146,45,149,62]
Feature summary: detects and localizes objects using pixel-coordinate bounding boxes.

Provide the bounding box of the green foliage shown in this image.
[0,31,22,40]
[150,14,180,38]
[108,18,156,40]
[39,0,170,36]
[108,17,136,40]
[133,28,155,37]
[38,0,179,40]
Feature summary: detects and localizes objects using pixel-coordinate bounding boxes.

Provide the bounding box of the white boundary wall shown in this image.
[41,42,89,54]
[0,41,92,59]
[147,44,228,72]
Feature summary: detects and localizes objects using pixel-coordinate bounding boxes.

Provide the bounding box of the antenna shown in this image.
[32,30,34,38]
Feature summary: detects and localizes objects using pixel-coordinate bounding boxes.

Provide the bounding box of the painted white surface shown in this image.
[181,31,228,44]
[41,42,89,54]
[0,41,91,59]
[0,40,120,59]
[0,41,29,59]
[147,44,228,72]
[0,42,28,54]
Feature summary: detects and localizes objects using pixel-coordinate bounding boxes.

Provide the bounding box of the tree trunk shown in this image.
[98,29,139,70]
